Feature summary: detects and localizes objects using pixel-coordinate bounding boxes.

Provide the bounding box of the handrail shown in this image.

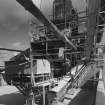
[72,63,98,88]
[71,64,88,87]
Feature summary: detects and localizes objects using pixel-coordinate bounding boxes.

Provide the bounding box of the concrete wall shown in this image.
[95,70,105,105]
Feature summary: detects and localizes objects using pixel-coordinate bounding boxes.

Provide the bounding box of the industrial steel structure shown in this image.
[0,0,105,105]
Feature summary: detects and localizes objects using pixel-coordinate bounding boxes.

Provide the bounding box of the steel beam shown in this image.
[0,48,23,52]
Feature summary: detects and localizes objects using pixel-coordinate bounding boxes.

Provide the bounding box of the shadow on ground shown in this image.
[0,92,25,105]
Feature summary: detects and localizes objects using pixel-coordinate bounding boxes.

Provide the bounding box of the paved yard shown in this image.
[0,86,25,105]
